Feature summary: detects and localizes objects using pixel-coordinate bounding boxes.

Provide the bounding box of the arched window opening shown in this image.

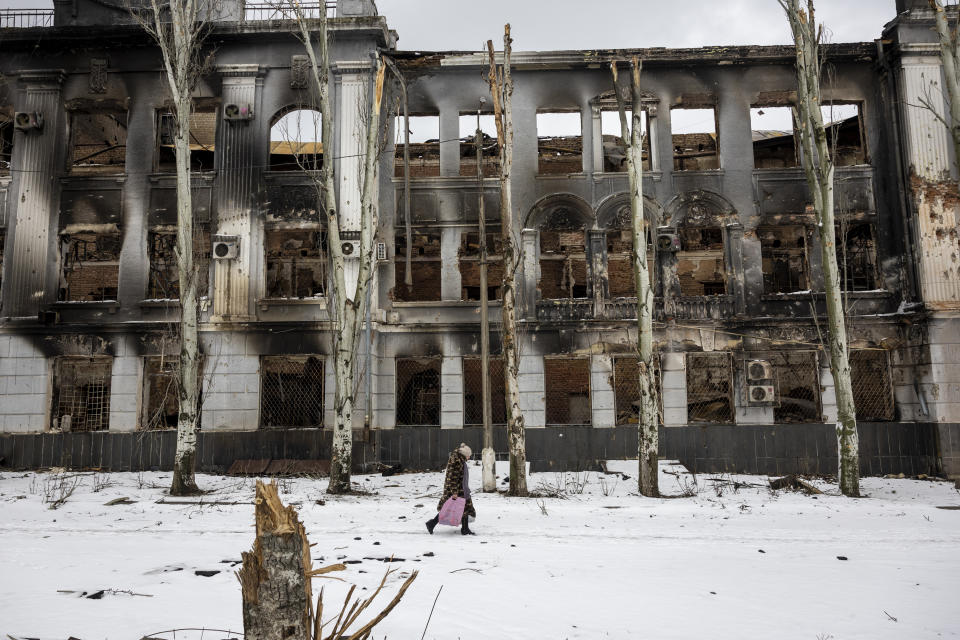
[270,108,323,171]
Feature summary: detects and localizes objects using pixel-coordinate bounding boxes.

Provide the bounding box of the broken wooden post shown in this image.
[238,480,312,640]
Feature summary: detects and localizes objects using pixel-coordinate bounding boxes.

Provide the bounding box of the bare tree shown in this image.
[928,0,960,169]
[780,0,860,497]
[487,26,528,497]
[133,0,211,496]
[283,4,387,494]
[611,57,659,497]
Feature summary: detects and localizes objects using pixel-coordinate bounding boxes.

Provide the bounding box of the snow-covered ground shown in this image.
[1,461,958,640]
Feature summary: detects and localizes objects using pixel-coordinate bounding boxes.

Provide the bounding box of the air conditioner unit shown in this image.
[376,241,388,262]
[224,103,254,121]
[747,384,777,405]
[212,235,240,260]
[745,359,774,381]
[657,232,680,252]
[14,111,43,132]
[340,240,360,257]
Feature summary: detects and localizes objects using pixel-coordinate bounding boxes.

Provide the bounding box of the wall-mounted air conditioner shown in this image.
[747,384,777,405]
[745,359,774,381]
[657,232,680,252]
[340,240,360,257]
[14,112,43,132]
[212,235,240,260]
[224,103,254,121]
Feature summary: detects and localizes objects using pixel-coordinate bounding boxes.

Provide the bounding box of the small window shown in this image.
[147,225,211,300]
[0,114,12,176]
[544,357,591,425]
[396,358,441,426]
[458,231,503,301]
[393,229,442,302]
[677,227,726,296]
[836,222,878,291]
[270,108,322,171]
[822,103,866,167]
[672,108,719,171]
[394,115,440,178]
[260,356,325,428]
[686,352,733,423]
[69,110,127,175]
[751,106,797,169]
[51,356,113,432]
[459,113,500,177]
[600,108,650,172]
[58,226,121,302]
[537,111,583,175]
[156,107,217,173]
[850,350,895,421]
[463,357,506,425]
[759,226,808,294]
[265,228,326,299]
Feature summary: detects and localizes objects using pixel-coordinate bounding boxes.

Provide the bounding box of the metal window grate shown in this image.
[686,352,734,423]
[463,357,506,425]
[613,356,662,426]
[544,357,591,425]
[260,356,325,428]
[850,349,895,421]
[770,351,821,423]
[52,357,113,432]
[396,358,441,427]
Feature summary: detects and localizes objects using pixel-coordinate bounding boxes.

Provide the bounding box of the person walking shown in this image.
[426,443,476,535]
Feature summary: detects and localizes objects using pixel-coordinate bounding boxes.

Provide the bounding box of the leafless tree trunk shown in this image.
[133,0,208,496]
[930,0,960,169]
[287,5,386,494]
[476,121,497,493]
[611,57,658,497]
[488,26,528,497]
[781,0,860,497]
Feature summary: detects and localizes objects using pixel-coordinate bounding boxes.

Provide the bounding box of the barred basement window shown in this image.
[58,226,121,302]
[759,226,808,294]
[770,351,821,424]
[265,228,327,299]
[260,356,325,428]
[459,231,504,301]
[463,357,506,425]
[613,356,662,426]
[142,356,179,431]
[686,352,733,423]
[147,225,212,299]
[544,357,591,425]
[69,110,127,175]
[394,230,442,302]
[51,356,113,432]
[396,358,441,427]
[850,350,895,421]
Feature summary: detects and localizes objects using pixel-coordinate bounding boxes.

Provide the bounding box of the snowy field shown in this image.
[1,461,959,640]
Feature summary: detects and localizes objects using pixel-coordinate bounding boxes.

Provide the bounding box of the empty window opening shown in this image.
[393,229,442,301]
[540,225,588,300]
[759,226,808,294]
[58,225,121,302]
[0,230,5,296]
[463,357,506,425]
[822,103,866,167]
[850,350,895,421]
[265,228,327,299]
[141,355,203,431]
[600,109,650,172]
[270,108,323,171]
[770,352,821,424]
[260,356,325,428]
[751,106,797,169]
[837,222,878,291]
[545,357,591,425]
[147,225,211,300]
[69,110,127,175]
[156,107,217,173]
[672,108,718,171]
[677,227,726,296]
[396,358,441,426]
[606,225,654,299]
[613,356,662,426]
[0,114,12,176]
[51,356,113,432]
[459,114,500,177]
[537,111,583,175]
[686,352,733,423]
[459,230,504,301]
[394,115,440,178]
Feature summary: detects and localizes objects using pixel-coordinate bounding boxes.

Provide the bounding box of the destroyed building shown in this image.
[0,0,958,478]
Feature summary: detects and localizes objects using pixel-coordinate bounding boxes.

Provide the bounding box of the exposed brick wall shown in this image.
[544,357,591,425]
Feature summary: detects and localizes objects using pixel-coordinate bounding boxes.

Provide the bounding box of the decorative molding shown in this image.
[89,58,108,94]
[216,64,262,78]
[291,55,310,89]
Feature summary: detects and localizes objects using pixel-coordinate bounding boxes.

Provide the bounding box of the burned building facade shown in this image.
[0,0,958,477]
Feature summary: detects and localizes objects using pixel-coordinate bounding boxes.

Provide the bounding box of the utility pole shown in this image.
[477,102,496,492]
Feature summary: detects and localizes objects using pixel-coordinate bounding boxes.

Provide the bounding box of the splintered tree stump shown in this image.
[238,481,312,640]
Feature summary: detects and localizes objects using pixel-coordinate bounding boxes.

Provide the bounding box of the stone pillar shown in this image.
[109,354,141,432]
[374,355,396,429]
[518,350,546,428]
[439,106,460,177]
[4,70,65,318]
[521,228,538,320]
[0,335,49,432]
[591,355,616,428]
[213,65,262,321]
[661,351,687,426]
[590,104,603,175]
[440,355,463,429]
[440,227,461,301]
[588,229,608,313]
[200,333,260,431]
[819,363,838,424]
[725,222,745,315]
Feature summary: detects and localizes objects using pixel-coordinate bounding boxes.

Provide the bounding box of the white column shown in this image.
[591,354,616,428]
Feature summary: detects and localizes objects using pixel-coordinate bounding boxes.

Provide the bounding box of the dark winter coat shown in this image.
[437,451,476,518]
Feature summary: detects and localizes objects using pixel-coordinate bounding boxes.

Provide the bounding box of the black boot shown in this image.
[426,515,439,534]
[461,513,475,536]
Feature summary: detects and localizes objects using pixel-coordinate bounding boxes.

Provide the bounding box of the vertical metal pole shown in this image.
[478,108,495,491]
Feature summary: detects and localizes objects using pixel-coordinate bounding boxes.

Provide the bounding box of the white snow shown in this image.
[1,462,959,640]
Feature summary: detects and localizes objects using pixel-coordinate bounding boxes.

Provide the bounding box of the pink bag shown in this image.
[438,496,466,526]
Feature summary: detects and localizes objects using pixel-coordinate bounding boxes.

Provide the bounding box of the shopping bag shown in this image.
[438,496,466,526]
